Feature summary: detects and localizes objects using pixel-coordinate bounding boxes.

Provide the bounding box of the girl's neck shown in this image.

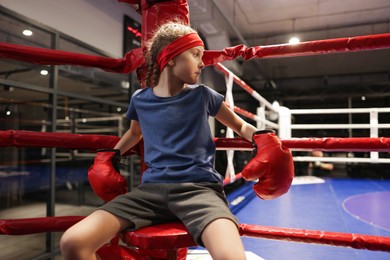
[153,72,187,97]
[153,83,187,97]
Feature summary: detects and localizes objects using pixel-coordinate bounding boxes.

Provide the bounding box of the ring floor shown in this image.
[1,176,389,259]
[223,176,390,260]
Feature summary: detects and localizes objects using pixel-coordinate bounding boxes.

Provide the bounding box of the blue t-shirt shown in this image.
[126,84,224,183]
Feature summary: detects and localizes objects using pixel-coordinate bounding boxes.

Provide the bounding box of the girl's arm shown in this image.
[215,102,257,141]
[114,120,143,155]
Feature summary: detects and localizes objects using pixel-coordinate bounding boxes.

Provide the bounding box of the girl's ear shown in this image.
[168,59,175,66]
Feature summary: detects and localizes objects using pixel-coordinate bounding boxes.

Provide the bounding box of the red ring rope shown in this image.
[1,216,390,252]
[2,130,388,152]
[239,224,390,252]
[1,33,390,73]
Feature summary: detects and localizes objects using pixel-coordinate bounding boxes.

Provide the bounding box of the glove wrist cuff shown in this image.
[252,129,275,138]
[251,130,276,153]
[97,148,121,156]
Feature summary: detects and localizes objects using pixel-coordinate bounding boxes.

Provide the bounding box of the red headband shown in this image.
[157,32,204,72]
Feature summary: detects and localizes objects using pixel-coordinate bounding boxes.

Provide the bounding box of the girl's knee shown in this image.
[60,230,76,254]
[212,250,246,260]
[60,230,87,258]
[202,218,246,260]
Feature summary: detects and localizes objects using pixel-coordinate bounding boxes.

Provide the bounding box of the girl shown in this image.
[60,22,258,260]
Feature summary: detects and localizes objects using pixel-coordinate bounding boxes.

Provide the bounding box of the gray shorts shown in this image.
[99,182,238,246]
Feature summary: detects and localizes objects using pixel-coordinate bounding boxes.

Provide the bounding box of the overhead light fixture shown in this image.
[289,37,300,44]
[121,81,130,89]
[22,29,33,36]
[289,18,300,44]
[5,107,11,116]
[269,101,280,121]
[4,85,14,91]
[40,69,49,76]
[272,101,280,109]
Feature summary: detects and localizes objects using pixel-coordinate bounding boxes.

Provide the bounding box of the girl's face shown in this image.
[171,46,205,85]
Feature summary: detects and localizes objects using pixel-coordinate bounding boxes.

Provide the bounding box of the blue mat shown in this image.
[232,177,390,260]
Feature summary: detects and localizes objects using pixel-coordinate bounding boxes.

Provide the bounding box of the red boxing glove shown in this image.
[241,130,294,200]
[88,149,128,202]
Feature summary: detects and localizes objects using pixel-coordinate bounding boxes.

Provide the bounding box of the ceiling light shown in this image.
[4,85,14,91]
[40,69,49,76]
[121,81,130,89]
[22,29,33,36]
[289,37,300,44]
[272,101,280,110]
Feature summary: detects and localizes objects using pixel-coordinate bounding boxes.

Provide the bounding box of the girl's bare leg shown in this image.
[60,209,129,260]
[201,218,246,260]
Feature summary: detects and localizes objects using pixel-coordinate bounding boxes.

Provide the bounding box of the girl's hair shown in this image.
[144,22,197,87]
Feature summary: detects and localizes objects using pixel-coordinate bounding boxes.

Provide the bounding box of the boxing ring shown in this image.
[1,1,390,259]
[1,131,390,259]
[1,77,390,259]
